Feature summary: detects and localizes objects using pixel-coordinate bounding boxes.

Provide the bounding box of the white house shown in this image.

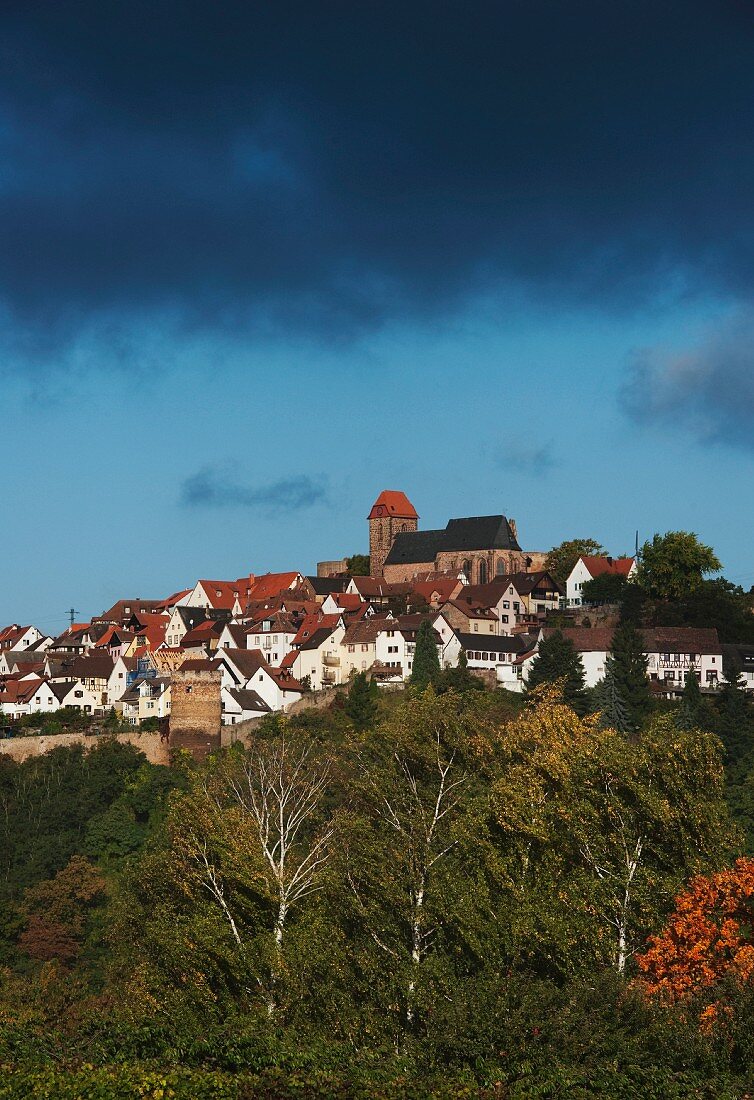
[458,631,539,690]
[566,556,636,606]
[0,676,60,718]
[121,677,171,725]
[537,627,613,688]
[535,625,723,692]
[212,649,304,713]
[242,612,299,665]
[373,615,443,682]
[644,628,723,691]
[221,687,271,725]
[284,620,346,690]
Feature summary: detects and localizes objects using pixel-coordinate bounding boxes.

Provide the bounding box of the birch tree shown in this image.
[177,738,334,1015]
[491,694,732,978]
[340,690,491,1042]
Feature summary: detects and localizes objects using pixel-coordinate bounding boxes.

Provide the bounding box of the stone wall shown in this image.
[0,730,170,765]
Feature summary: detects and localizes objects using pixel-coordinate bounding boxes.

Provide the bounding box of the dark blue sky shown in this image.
[2,2,754,628]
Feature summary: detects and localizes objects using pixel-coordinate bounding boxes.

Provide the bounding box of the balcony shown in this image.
[322,668,337,684]
[323,654,340,667]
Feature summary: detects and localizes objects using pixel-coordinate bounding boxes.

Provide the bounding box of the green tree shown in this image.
[526,630,587,714]
[435,650,485,695]
[716,656,754,768]
[335,691,495,1043]
[345,672,379,730]
[410,620,441,689]
[346,554,370,576]
[593,661,632,735]
[581,571,628,605]
[609,620,652,733]
[545,538,605,589]
[675,669,703,731]
[492,697,732,977]
[637,531,721,601]
[650,578,754,644]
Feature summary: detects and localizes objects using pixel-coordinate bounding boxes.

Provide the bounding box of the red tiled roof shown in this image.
[368,490,418,520]
[411,576,461,603]
[291,613,341,646]
[0,676,47,705]
[159,588,192,608]
[580,556,635,579]
[330,593,364,611]
[248,572,301,601]
[196,580,239,610]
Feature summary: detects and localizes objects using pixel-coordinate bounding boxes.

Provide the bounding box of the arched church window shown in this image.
[479,560,488,585]
[463,559,472,580]
[496,559,505,576]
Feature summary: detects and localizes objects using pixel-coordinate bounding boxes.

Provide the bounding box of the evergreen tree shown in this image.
[410,620,441,689]
[526,629,587,714]
[609,619,652,733]
[594,660,632,735]
[676,669,703,730]
[716,657,754,767]
[345,671,379,731]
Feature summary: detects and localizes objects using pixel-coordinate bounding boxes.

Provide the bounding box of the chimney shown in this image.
[607,556,613,566]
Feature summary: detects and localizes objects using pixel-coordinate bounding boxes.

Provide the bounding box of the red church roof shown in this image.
[368,490,418,520]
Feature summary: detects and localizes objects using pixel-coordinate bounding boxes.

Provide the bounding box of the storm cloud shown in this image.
[2,1,754,373]
[621,310,754,450]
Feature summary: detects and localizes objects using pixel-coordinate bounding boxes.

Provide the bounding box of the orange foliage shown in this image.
[636,857,754,1003]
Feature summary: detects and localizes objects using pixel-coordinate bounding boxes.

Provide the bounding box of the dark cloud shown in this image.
[2,1,754,369]
[496,441,557,477]
[181,470,328,512]
[620,310,754,449]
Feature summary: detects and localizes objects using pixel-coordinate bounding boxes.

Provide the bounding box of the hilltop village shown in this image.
[0,490,751,741]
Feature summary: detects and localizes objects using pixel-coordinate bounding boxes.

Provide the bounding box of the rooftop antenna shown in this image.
[635,530,639,558]
[68,607,79,629]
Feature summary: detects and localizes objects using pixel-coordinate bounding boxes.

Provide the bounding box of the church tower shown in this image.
[368,490,418,578]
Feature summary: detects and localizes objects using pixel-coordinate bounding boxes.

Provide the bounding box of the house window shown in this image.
[501,615,509,623]
[348,645,355,653]
[473,623,478,632]
[503,601,510,609]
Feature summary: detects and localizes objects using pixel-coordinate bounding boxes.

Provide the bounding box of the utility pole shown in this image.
[68,607,79,628]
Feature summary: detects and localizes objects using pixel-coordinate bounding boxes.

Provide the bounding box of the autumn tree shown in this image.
[492,697,731,977]
[637,531,721,601]
[18,856,106,964]
[546,537,605,589]
[636,857,754,1009]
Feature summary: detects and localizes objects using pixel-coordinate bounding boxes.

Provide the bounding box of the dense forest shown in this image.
[2,667,754,1098]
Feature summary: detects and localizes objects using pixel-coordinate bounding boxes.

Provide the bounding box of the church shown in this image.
[368,490,546,584]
